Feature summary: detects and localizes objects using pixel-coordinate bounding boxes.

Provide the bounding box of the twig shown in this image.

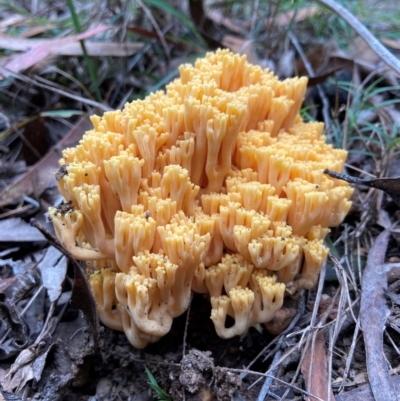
[230,367,326,401]
[287,31,332,129]
[256,294,305,401]
[182,292,192,358]
[339,322,360,392]
[31,219,74,259]
[316,0,400,75]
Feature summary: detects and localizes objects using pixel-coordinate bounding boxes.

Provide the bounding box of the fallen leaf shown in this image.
[0,278,17,294]
[2,25,110,77]
[336,375,400,401]
[0,218,46,242]
[35,341,75,401]
[0,15,26,30]
[267,6,319,27]
[0,116,92,207]
[30,220,99,350]
[381,38,400,50]
[3,264,41,304]
[0,390,23,400]
[360,230,397,401]
[127,26,183,46]
[0,302,29,360]
[37,247,67,302]
[0,36,144,57]
[70,260,99,351]
[18,25,55,38]
[205,9,247,35]
[52,311,89,365]
[2,348,36,391]
[305,56,354,86]
[324,169,400,207]
[221,35,261,65]
[264,298,298,335]
[301,330,336,401]
[21,117,50,166]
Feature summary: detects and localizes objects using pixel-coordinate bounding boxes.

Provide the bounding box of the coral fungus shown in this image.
[50,49,353,348]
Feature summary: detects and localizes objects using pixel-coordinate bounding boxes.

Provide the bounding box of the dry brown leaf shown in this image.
[264,298,298,335]
[1,348,36,392]
[0,218,46,242]
[37,247,67,302]
[221,35,261,65]
[348,38,382,66]
[360,230,397,401]
[19,25,55,38]
[382,38,400,51]
[336,376,400,401]
[324,170,400,207]
[0,15,26,30]
[269,6,319,26]
[301,330,336,401]
[0,278,18,294]
[2,25,110,77]
[0,117,92,208]
[205,9,247,35]
[0,37,144,57]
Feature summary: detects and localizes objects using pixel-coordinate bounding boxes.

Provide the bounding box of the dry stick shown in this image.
[287,31,332,130]
[181,293,193,401]
[316,0,400,76]
[326,278,351,401]
[339,321,360,393]
[255,295,306,401]
[31,219,99,347]
[258,263,326,401]
[230,367,326,401]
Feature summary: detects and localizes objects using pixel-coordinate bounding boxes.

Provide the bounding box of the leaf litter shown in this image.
[1,0,400,400]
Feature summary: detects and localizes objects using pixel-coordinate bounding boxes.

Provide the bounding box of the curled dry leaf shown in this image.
[0,302,29,360]
[37,246,67,303]
[324,169,400,207]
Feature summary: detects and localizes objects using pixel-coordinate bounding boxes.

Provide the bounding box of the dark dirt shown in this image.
[76,293,273,401]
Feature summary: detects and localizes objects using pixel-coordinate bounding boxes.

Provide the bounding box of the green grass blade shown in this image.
[66,0,102,102]
[142,0,206,46]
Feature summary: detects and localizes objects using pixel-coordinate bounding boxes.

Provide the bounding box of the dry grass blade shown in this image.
[360,230,397,401]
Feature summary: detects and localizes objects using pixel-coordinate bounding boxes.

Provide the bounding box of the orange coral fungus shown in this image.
[49,49,353,347]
